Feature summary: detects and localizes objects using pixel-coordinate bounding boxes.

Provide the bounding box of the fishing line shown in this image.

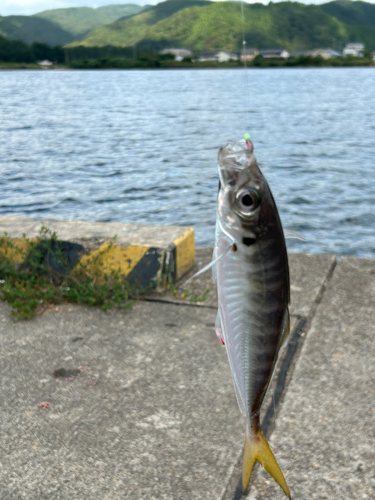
[239,0,252,137]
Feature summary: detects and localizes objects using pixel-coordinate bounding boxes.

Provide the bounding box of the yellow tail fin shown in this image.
[243,425,291,498]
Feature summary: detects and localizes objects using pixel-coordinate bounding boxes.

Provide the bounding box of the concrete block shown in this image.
[0,216,195,289]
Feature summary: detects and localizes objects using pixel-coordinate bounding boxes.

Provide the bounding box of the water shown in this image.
[0,68,374,257]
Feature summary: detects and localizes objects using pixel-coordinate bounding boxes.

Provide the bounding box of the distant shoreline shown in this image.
[1,65,374,71]
[1,55,375,72]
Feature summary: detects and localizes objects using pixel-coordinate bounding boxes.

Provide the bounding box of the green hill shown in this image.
[321,0,375,26]
[321,0,375,47]
[67,0,211,48]
[34,4,145,40]
[0,15,72,46]
[67,0,375,51]
[1,0,375,53]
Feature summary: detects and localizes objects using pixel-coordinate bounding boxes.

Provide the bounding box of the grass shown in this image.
[0,226,136,321]
[166,280,210,303]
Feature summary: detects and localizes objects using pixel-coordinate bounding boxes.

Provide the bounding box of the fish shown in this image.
[214,138,291,497]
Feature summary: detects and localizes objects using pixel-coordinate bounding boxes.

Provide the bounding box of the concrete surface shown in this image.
[0,216,191,249]
[243,257,375,500]
[0,251,373,499]
[0,301,242,499]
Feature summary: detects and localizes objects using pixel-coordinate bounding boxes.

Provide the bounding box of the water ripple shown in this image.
[0,68,374,257]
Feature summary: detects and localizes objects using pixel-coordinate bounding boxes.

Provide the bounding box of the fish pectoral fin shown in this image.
[284,229,306,241]
[183,242,234,285]
[215,310,225,345]
[243,426,291,498]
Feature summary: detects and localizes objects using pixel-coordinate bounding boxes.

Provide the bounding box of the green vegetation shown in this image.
[0,4,146,47]
[0,15,72,46]
[0,227,136,321]
[1,0,375,67]
[68,53,373,70]
[252,53,373,67]
[67,0,211,48]
[68,0,375,52]
[34,4,145,40]
[69,54,168,68]
[64,45,134,62]
[321,0,375,26]
[0,35,64,63]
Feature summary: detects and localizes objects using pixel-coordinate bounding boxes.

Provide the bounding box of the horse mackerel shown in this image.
[214,138,291,497]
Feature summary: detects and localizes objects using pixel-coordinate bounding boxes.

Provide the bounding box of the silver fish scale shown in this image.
[217,234,288,419]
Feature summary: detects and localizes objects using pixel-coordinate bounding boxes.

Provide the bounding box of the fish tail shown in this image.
[243,420,291,498]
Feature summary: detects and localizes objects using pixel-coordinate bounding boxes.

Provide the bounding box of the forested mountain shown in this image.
[0,15,72,46]
[1,1,375,52]
[0,4,146,46]
[321,0,375,26]
[68,0,210,48]
[34,4,145,40]
[67,0,375,51]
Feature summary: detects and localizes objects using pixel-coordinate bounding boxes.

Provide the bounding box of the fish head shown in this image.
[217,140,278,242]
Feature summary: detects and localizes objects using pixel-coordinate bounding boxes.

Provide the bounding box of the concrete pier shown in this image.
[0,249,373,499]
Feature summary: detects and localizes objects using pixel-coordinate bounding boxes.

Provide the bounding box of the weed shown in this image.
[0,226,137,321]
[180,288,210,303]
[188,289,210,303]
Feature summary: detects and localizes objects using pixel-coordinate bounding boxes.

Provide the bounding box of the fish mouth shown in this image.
[218,141,257,188]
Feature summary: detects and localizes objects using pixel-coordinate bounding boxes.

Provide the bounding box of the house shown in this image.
[37,60,53,68]
[197,52,217,62]
[342,43,365,57]
[159,48,193,61]
[216,51,239,62]
[240,48,259,62]
[260,49,290,59]
[305,48,340,59]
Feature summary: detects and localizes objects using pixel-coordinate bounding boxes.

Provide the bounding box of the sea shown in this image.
[0,67,374,257]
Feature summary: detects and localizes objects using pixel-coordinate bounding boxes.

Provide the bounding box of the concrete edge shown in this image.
[0,216,196,289]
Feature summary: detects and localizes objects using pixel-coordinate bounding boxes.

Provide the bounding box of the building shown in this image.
[305,48,340,59]
[342,43,365,57]
[240,48,259,62]
[159,48,193,61]
[216,51,239,62]
[196,51,238,62]
[197,52,218,62]
[260,49,290,59]
[37,60,53,68]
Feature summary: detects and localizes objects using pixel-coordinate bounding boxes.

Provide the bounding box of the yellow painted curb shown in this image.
[0,225,196,290]
[173,228,195,280]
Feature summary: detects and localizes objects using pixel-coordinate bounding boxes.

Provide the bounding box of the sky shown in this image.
[2,0,374,17]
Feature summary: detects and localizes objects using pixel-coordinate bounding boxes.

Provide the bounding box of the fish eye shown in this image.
[236,188,260,214]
